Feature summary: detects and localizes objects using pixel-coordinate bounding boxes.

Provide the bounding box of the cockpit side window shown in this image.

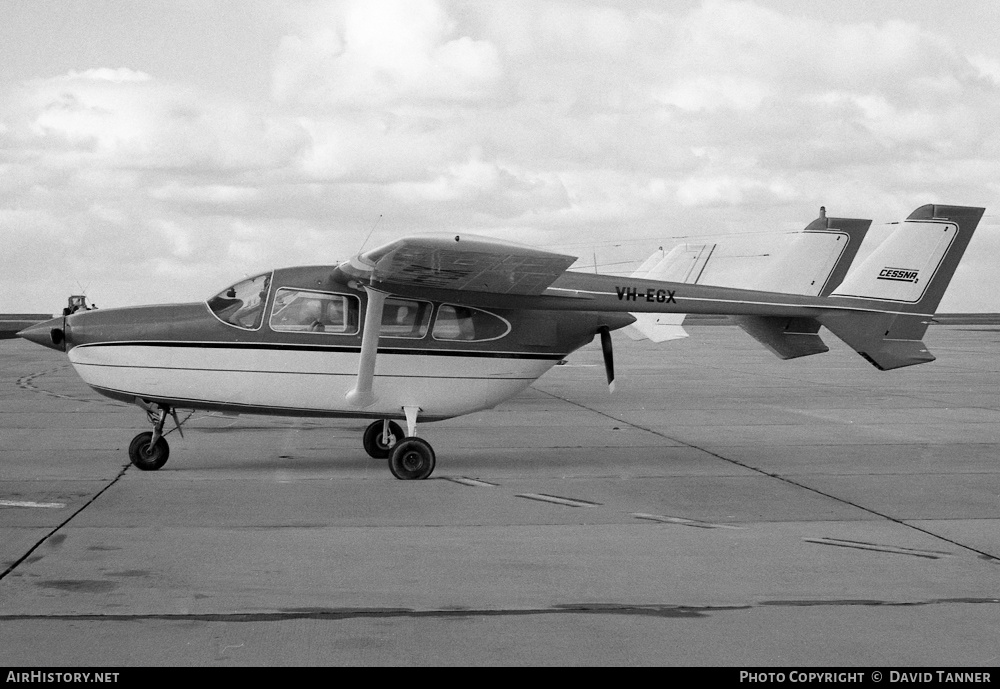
[432,304,511,342]
[269,288,360,335]
[380,298,432,339]
[207,273,271,330]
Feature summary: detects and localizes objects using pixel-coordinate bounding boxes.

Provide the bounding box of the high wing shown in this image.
[339,232,820,315]
[347,234,577,295]
[337,205,984,394]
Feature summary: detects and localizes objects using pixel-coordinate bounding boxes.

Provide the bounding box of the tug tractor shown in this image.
[63,295,92,316]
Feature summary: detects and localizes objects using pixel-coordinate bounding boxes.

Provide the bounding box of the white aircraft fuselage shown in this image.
[22,264,632,422]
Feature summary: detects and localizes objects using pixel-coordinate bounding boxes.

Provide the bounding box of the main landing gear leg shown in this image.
[388,406,435,480]
[128,402,171,471]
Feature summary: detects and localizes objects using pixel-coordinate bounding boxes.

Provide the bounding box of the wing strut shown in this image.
[346,287,387,409]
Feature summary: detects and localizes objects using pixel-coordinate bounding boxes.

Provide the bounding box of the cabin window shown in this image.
[380,298,432,339]
[432,304,510,342]
[269,288,359,334]
[207,273,271,330]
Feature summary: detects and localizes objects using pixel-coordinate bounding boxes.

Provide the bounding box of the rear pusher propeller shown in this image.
[599,326,616,393]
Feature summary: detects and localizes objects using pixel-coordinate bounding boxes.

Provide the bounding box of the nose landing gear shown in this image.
[128,400,185,471]
[128,430,169,471]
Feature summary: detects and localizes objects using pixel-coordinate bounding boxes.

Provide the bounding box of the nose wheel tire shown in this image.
[388,438,436,480]
[363,420,404,459]
[128,431,170,471]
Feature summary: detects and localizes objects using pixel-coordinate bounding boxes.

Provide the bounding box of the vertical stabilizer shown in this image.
[624,245,694,341]
[733,208,871,359]
[751,208,871,297]
[820,205,985,370]
[830,205,984,314]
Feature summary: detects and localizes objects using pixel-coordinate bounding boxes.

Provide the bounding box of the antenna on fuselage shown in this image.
[358,214,383,254]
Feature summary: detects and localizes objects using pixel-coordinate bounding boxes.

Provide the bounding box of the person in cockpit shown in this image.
[301,299,325,332]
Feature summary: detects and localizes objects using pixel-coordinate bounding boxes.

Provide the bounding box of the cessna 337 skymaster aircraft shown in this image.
[18,204,984,479]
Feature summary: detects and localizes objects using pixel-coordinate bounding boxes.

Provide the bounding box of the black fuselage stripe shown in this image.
[73,341,565,360]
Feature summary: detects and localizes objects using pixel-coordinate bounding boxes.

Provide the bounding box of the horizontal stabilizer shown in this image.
[732,316,828,359]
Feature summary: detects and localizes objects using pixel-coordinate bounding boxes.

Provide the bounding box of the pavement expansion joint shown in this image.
[0,464,130,582]
[534,386,1000,564]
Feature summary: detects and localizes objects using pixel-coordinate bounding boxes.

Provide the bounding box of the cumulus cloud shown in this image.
[20,68,309,172]
[2,0,999,312]
[1,68,315,307]
[272,0,501,106]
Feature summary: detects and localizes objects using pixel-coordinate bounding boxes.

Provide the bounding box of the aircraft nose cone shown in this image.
[17,317,66,351]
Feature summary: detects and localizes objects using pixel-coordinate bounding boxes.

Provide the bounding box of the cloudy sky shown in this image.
[3,0,1000,313]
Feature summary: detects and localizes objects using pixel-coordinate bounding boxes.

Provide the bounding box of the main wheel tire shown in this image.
[388,437,436,480]
[128,431,169,471]
[363,420,404,459]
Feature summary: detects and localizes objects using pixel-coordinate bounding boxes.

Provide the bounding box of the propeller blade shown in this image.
[599,326,615,393]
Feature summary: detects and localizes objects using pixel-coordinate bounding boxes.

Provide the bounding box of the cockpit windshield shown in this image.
[207,272,271,330]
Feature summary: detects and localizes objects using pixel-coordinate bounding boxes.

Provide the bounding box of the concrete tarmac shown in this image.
[1,326,998,666]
